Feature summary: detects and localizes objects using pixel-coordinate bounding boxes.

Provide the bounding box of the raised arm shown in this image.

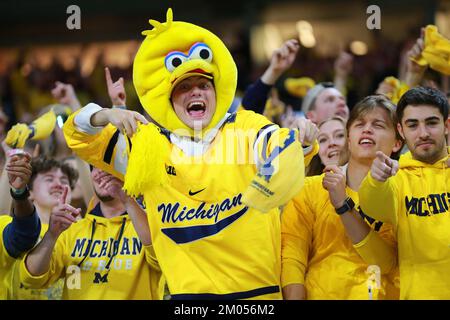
[241,39,299,113]
[322,164,396,274]
[51,81,82,111]
[2,150,41,258]
[24,186,80,277]
[359,151,400,226]
[63,104,148,180]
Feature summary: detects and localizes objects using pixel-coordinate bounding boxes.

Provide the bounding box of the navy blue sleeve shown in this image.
[241,78,273,115]
[2,207,41,258]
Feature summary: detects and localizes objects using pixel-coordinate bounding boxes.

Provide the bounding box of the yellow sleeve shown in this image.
[19,236,66,289]
[63,108,129,180]
[358,173,399,227]
[240,111,318,212]
[281,185,314,287]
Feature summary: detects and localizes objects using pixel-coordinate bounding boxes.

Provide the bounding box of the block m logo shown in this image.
[93,272,108,284]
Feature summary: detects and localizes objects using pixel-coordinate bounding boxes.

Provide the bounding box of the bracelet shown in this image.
[10,186,30,201]
[335,197,355,215]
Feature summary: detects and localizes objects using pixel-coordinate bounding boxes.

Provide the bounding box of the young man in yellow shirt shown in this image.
[282,95,402,299]
[359,86,450,299]
[19,166,164,300]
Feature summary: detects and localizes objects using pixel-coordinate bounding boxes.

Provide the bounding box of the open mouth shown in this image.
[187,101,206,118]
[359,138,375,146]
[328,150,340,159]
[335,108,348,118]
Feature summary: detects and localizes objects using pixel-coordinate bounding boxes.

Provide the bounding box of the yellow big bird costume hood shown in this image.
[133,8,236,135]
[122,8,318,212]
[124,8,239,195]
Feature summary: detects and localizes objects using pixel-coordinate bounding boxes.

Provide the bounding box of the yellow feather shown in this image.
[123,123,171,197]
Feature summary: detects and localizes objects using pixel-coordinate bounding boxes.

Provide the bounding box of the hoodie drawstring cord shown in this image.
[77,218,97,267]
[104,217,127,271]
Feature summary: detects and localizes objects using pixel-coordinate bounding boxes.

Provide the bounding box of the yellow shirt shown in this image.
[63,107,317,299]
[20,208,164,300]
[282,174,399,300]
[359,150,450,299]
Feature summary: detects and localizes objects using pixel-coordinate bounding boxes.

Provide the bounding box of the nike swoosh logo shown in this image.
[161,206,249,244]
[189,188,206,196]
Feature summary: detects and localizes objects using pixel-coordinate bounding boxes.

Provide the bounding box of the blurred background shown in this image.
[0,0,448,129]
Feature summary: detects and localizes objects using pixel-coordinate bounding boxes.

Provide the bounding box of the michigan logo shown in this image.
[93,272,108,284]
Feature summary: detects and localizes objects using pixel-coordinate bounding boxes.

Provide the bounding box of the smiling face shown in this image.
[29,168,72,210]
[171,76,216,129]
[398,105,448,164]
[318,119,348,166]
[348,106,400,162]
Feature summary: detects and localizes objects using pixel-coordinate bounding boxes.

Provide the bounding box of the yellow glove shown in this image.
[411,25,450,75]
[5,123,32,148]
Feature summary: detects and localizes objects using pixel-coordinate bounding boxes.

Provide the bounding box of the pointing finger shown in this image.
[61,185,68,205]
[105,67,113,87]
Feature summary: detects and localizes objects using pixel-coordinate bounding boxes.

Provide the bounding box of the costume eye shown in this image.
[188,43,213,63]
[165,52,188,72]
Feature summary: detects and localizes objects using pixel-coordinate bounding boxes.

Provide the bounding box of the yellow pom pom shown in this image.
[123,123,171,197]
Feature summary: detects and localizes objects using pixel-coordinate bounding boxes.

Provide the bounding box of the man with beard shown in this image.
[359,86,450,299]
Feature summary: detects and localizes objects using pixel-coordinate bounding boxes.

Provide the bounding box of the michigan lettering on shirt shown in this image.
[157,193,249,244]
[70,237,142,259]
[405,193,450,217]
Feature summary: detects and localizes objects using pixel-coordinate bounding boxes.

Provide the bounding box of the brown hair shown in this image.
[318,115,347,130]
[306,116,349,176]
[347,95,403,159]
[347,95,401,139]
[29,156,79,190]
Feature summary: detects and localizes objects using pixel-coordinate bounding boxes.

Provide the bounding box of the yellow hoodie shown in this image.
[19,204,164,300]
[282,174,399,300]
[359,150,450,299]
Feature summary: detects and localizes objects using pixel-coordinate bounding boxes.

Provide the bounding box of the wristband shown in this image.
[335,197,355,215]
[10,186,30,200]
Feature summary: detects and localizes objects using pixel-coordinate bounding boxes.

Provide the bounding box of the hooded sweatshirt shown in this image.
[19,203,164,300]
[359,149,450,299]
